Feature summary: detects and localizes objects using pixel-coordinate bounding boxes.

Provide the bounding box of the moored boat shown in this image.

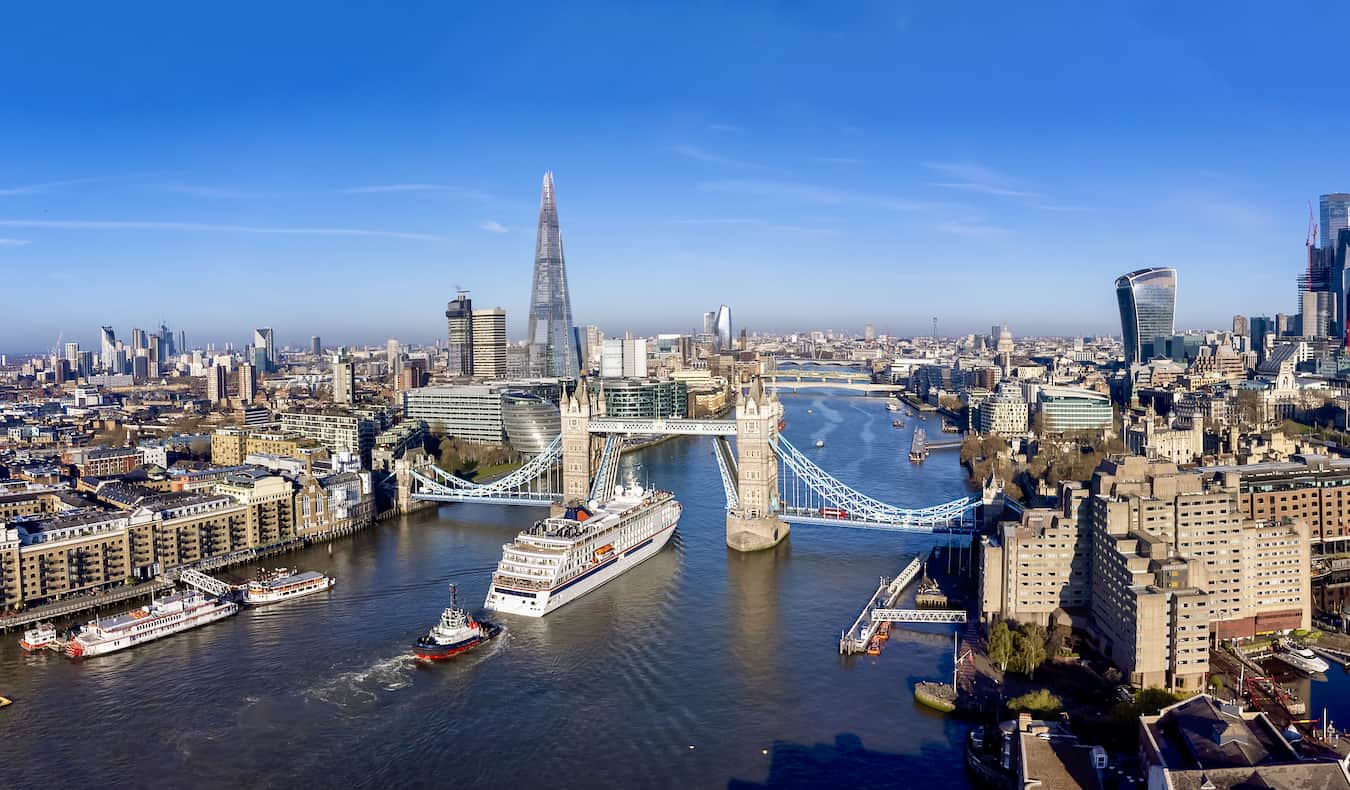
[18,622,57,651]
[1274,640,1330,674]
[414,584,500,660]
[244,568,336,605]
[65,590,238,658]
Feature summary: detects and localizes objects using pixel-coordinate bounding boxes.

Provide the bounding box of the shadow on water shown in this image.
[728,733,958,789]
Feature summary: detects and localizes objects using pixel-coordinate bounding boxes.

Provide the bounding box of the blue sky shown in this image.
[0,2,1340,352]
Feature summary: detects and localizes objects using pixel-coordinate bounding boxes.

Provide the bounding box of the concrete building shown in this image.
[979,483,1092,627]
[1089,458,1310,689]
[471,308,507,379]
[386,338,402,383]
[207,363,228,405]
[600,338,624,378]
[332,353,355,405]
[238,362,258,405]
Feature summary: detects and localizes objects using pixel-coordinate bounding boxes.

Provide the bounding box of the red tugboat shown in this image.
[413,584,501,661]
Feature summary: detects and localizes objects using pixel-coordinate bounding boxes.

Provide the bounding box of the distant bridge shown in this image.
[405,378,977,548]
[773,358,870,368]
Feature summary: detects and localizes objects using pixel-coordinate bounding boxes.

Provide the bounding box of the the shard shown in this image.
[526,171,581,378]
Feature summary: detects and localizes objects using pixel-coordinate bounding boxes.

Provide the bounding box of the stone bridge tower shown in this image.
[560,381,594,504]
[727,378,788,551]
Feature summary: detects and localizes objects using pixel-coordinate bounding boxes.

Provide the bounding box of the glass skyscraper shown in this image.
[1115,267,1177,365]
[1320,193,1350,250]
[526,171,581,378]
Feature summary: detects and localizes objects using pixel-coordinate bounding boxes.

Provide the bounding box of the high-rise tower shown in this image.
[445,291,474,376]
[526,172,581,378]
[1114,268,1177,365]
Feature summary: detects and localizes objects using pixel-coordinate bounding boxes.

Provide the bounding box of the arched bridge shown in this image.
[407,378,977,551]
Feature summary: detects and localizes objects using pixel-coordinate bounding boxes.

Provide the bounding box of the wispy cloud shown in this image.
[0,178,95,197]
[155,184,261,199]
[706,123,742,133]
[935,220,1010,237]
[923,162,1040,199]
[813,156,866,166]
[341,184,500,202]
[699,179,930,212]
[670,218,836,234]
[479,220,508,233]
[0,238,31,246]
[674,145,761,169]
[0,219,442,241]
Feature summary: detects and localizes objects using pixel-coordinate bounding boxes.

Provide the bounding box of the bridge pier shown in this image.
[727,378,789,552]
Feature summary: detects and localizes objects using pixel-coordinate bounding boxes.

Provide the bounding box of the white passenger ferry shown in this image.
[485,483,681,617]
[244,568,336,605]
[65,591,238,658]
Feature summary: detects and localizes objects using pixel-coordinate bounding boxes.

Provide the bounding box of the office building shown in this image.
[624,336,648,378]
[131,327,145,351]
[501,392,562,455]
[332,353,355,405]
[1114,267,1177,364]
[445,291,474,376]
[310,336,321,357]
[472,308,507,379]
[403,385,509,443]
[714,304,733,351]
[526,171,581,378]
[1037,386,1112,434]
[600,338,624,378]
[280,407,388,466]
[63,342,79,372]
[99,326,116,371]
[132,349,149,383]
[253,327,275,371]
[1319,192,1350,249]
[207,363,228,405]
[386,338,402,382]
[974,387,1028,436]
[863,323,875,342]
[600,379,688,419]
[238,362,257,404]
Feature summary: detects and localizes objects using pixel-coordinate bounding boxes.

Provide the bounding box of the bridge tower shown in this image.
[727,377,789,551]
[561,381,594,503]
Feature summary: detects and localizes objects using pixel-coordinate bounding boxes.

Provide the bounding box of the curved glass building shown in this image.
[501,392,561,455]
[1115,268,1177,365]
[714,304,733,351]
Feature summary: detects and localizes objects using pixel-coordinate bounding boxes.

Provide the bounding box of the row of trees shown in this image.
[987,620,1049,678]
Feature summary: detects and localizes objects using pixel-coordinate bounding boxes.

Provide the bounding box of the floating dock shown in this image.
[838,557,966,655]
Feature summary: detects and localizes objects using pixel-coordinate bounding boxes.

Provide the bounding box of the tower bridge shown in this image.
[407,377,978,551]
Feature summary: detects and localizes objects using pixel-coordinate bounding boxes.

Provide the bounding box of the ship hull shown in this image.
[412,623,501,661]
[486,522,676,618]
[66,601,239,658]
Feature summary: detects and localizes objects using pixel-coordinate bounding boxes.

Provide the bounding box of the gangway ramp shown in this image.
[178,569,232,598]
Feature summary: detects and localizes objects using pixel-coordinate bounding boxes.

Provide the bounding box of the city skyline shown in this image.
[2,4,1346,349]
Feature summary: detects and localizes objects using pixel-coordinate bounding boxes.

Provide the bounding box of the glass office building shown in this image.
[1320,193,1350,250]
[1115,267,1177,365]
[501,392,561,455]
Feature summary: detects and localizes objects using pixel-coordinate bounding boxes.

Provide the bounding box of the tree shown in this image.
[1014,623,1048,678]
[1007,689,1063,716]
[988,620,1014,672]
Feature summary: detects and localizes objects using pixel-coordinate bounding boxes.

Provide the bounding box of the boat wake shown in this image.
[303,654,418,708]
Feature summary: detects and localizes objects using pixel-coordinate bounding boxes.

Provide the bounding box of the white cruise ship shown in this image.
[485,484,681,617]
[65,591,238,658]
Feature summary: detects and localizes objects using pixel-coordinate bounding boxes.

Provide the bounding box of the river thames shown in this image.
[3,392,1347,788]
